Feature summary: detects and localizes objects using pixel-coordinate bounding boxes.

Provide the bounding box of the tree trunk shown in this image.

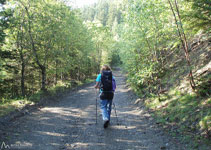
[17,27,25,96]
[168,0,196,90]
[20,51,25,96]
[20,1,47,91]
[174,0,196,89]
[96,43,101,73]
[41,66,46,91]
[55,60,58,85]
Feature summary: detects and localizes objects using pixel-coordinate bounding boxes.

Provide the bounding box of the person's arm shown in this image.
[95,74,101,89]
[95,82,100,89]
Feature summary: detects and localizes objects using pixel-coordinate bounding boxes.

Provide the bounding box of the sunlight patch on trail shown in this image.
[36,131,68,137]
[41,107,80,117]
[77,89,89,93]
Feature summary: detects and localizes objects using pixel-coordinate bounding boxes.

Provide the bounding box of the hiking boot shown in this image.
[103,120,109,128]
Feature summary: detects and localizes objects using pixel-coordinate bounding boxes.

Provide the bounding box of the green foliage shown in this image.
[81,0,123,28]
[0,0,98,98]
[0,98,33,116]
[89,0,211,146]
[81,0,123,68]
[0,0,13,94]
[183,0,211,30]
[199,116,211,135]
[0,0,12,44]
[118,0,173,87]
[28,91,45,103]
[145,89,211,141]
[1,2,210,146]
[116,0,210,96]
[196,74,211,97]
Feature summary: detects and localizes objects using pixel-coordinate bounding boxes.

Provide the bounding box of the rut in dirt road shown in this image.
[1,71,186,150]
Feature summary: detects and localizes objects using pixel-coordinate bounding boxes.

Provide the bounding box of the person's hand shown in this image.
[94,82,100,89]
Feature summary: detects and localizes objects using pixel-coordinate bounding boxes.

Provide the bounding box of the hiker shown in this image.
[94,65,116,128]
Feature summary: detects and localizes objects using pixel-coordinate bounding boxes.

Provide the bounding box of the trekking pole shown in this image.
[113,102,119,125]
[95,89,98,124]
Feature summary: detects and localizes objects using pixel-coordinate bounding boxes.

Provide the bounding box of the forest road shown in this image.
[0,70,186,150]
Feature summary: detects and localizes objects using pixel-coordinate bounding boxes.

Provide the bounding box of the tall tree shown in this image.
[1,0,99,98]
[168,0,196,89]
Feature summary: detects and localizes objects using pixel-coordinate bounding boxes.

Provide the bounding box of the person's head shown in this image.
[101,64,111,73]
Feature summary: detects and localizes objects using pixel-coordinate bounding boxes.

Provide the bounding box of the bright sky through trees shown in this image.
[70,0,98,7]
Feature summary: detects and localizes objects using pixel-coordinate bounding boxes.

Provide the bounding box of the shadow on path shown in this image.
[0,71,186,150]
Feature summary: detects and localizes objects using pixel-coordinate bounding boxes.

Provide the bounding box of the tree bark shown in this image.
[174,0,196,89]
[168,0,196,90]
[41,66,46,91]
[17,27,25,96]
[20,48,25,96]
[19,1,46,91]
[55,60,58,85]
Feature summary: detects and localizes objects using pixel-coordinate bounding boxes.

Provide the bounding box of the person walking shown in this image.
[94,65,116,128]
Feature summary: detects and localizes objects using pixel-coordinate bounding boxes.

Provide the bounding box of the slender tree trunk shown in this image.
[17,27,25,96]
[96,43,101,73]
[55,60,58,85]
[20,1,46,91]
[78,66,80,81]
[168,0,195,90]
[61,71,63,81]
[41,66,46,91]
[20,50,25,96]
[174,0,196,89]
[152,13,160,62]
[168,0,185,52]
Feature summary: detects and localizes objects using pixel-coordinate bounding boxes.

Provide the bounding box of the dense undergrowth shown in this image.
[127,34,211,148]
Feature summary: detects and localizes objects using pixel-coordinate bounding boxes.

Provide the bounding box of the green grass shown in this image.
[143,88,211,146]
[125,32,211,149]
[0,98,34,117]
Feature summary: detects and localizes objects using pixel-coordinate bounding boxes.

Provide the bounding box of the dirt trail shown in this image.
[0,71,186,150]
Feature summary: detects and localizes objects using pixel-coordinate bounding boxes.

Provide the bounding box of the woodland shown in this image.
[0,0,210,147]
